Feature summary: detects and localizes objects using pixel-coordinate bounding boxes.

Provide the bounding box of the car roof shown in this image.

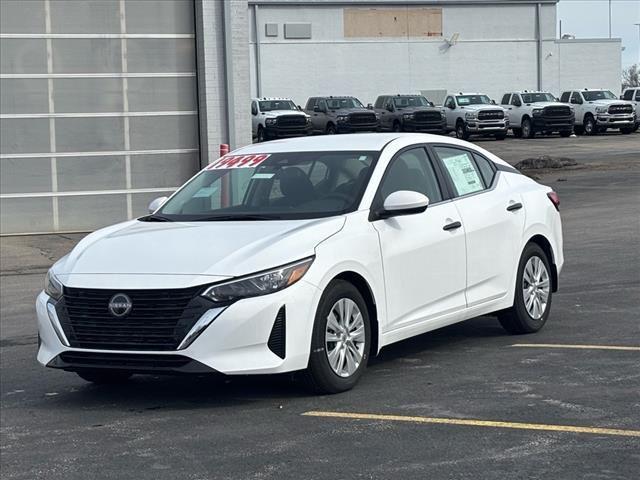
[252,97,293,101]
[455,92,487,96]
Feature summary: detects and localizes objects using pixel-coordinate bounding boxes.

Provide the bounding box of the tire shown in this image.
[257,126,266,143]
[326,123,337,135]
[583,115,597,135]
[559,130,572,138]
[392,121,402,132]
[633,123,639,132]
[302,280,371,394]
[455,121,470,140]
[574,125,585,135]
[498,243,553,335]
[620,127,633,134]
[76,370,133,384]
[512,128,523,138]
[522,117,535,139]
[495,133,506,140]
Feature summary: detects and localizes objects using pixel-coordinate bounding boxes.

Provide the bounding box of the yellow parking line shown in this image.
[302,411,640,438]
[511,343,640,351]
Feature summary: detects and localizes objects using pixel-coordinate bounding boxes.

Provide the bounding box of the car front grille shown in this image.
[414,111,442,122]
[58,351,192,369]
[58,286,213,351]
[478,110,504,120]
[608,104,633,114]
[349,112,377,124]
[277,115,307,127]
[543,106,571,117]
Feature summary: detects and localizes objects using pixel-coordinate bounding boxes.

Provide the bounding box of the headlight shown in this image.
[375,113,380,120]
[306,116,311,124]
[265,118,277,125]
[440,110,446,119]
[403,113,414,120]
[337,115,348,122]
[45,270,63,300]
[532,108,543,116]
[595,106,608,114]
[465,112,477,120]
[201,257,314,304]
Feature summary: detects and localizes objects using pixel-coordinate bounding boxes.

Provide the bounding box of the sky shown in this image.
[557,0,640,68]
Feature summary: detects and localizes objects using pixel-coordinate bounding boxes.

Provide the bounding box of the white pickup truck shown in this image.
[251,97,311,142]
[500,91,574,138]
[559,89,636,135]
[620,87,640,131]
[443,93,509,140]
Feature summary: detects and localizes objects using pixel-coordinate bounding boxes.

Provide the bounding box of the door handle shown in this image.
[507,202,523,212]
[443,221,462,231]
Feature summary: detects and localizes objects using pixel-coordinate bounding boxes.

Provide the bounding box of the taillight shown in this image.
[547,191,560,211]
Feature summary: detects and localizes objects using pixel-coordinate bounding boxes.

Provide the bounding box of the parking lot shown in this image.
[1,133,639,479]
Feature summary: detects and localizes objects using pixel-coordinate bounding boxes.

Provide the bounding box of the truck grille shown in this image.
[414,111,442,122]
[543,106,571,117]
[478,110,504,120]
[608,104,633,114]
[277,115,307,127]
[349,112,377,125]
[58,286,213,351]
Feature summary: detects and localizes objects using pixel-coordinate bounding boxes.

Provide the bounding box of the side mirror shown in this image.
[491,99,496,105]
[376,191,429,220]
[297,104,302,110]
[429,101,435,107]
[367,103,373,110]
[619,95,623,100]
[148,196,168,214]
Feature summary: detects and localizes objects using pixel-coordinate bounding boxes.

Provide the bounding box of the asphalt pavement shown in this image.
[1,132,639,479]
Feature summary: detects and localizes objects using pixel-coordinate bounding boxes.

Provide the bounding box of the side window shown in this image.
[445,96,455,109]
[434,146,485,197]
[251,101,258,115]
[560,92,570,103]
[570,92,582,104]
[501,94,511,105]
[510,94,521,106]
[623,90,633,100]
[472,153,496,187]
[635,90,640,101]
[305,98,316,110]
[318,99,327,111]
[379,148,443,204]
[374,96,385,109]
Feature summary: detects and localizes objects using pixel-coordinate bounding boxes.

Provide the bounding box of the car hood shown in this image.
[55,216,345,278]
[524,101,570,108]
[263,110,308,118]
[396,106,442,113]
[587,99,634,107]
[330,108,373,115]
[460,104,505,112]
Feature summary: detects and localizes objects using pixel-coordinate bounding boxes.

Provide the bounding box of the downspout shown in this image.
[222,1,236,149]
[253,4,262,98]
[536,2,542,91]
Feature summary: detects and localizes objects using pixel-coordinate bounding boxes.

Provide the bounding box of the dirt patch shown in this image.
[515,155,579,170]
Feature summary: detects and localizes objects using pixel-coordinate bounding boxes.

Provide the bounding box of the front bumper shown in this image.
[532,116,574,131]
[595,114,636,127]
[403,119,447,133]
[264,124,312,138]
[466,118,509,134]
[336,122,379,133]
[36,279,322,376]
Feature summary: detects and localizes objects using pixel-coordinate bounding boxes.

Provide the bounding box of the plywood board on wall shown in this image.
[344,8,442,38]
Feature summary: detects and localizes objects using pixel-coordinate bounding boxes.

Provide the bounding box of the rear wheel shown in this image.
[522,117,535,139]
[303,280,370,394]
[76,370,132,384]
[498,243,553,334]
[584,115,597,135]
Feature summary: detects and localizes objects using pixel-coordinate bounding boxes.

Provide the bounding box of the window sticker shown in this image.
[442,154,484,196]
[206,154,271,170]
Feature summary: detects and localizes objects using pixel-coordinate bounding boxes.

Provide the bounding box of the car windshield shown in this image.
[325,98,364,109]
[582,90,616,101]
[521,92,556,103]
[393,96,430,108]
[152,151,378,221]
[456,95,491,106]
[259,100,297,111]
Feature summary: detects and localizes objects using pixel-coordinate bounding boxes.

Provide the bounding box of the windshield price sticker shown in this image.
[206,154,271,170]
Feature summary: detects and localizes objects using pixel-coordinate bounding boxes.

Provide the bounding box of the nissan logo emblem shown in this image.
[108,293,132,317]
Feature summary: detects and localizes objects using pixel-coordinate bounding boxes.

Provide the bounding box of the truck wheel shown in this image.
[455,121,470,140]
[559,130,572,138]
[584,115,597,135]
[326,123,337,135]
[522,117,535,139]
[392,121,401,132]
[620,127,633,134]
[512,128,523,138]
[257,126,266,143]
[574,125,584,135]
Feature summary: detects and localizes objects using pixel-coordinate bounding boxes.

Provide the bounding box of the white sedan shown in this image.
[37,133,563,393]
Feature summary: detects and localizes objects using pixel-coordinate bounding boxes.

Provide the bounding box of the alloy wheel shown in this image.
[522,256,550,320]
[325,298,366,378]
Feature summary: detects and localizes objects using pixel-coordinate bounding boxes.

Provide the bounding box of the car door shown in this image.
[372,147,467,331]
[380,97,393,130]
[444,96,457,130]
[509,94,524,126]
[570,92,584,124]
[251,101,260,136]
[432,145,525,307]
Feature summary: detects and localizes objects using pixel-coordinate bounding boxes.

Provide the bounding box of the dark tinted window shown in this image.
[379,148,442,203]
[623,89,634,100]
[510,94,521,106]
[636,91,640,101]
[473,153,496,186]
[374,96,385,109]
[305,98,317,110]
[434,147,485,197]
[445,96,455,108]
[560,92,570,103]
[501,94,511,105]
[570,92,582,104]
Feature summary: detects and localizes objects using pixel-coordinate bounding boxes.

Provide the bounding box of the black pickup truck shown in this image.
[373,94,446,134]
[304,96,379,134]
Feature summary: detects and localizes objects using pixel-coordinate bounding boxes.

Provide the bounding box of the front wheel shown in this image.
[76,370,132,384]
[257,126,266,143]
[456,122,470,140]
[303,280,370,394]
[498,243,553,334]
[584,115,597,135]
[522,117,535,139]
[326,123,337,135]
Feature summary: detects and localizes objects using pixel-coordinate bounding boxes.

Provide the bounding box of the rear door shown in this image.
[432,145,525,307]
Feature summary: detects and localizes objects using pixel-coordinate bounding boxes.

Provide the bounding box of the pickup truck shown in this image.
[304,96,379,134]
[443,93,509,140]
[500,91,574,138]
[559,89,636,135]
[373,94,446,134]
[620,87,640,131]
[251,97,311,142]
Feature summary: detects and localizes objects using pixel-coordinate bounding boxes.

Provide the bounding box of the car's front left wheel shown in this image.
[303,280,370,394]
[499,243,553,335]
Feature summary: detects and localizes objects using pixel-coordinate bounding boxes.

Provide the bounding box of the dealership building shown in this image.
[1,0,622,234]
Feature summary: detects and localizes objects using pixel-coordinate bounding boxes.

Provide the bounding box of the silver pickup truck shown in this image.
[443,93,509,140]
[500,91,574,138]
